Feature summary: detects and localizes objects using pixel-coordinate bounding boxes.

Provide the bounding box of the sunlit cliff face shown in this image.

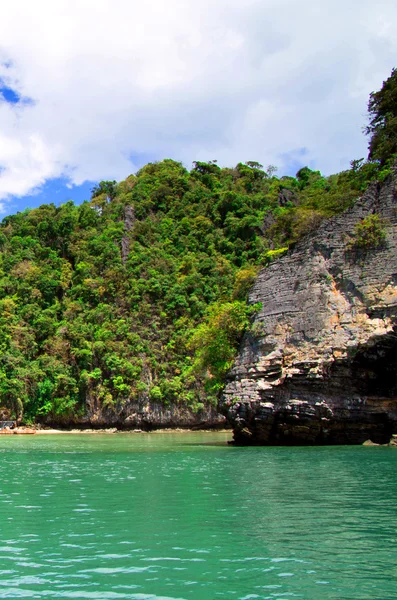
[220,168,397,445]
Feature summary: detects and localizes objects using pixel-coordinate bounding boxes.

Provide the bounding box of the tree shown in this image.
[245,161,263,170]
[366,68,397,165]
[91,180,117,201]
[347,214,386,250]
[188,301,258,393]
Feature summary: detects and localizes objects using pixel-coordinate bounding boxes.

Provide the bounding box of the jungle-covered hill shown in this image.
[0,68,396,425]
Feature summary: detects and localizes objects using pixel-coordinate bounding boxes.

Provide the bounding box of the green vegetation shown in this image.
[0,68,395,423]
[347,214,387,250]
[188,300,261,395]
[263,247,289,266]
[366,68,397,166]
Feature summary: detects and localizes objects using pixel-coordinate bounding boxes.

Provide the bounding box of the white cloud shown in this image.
[0,0,396,203]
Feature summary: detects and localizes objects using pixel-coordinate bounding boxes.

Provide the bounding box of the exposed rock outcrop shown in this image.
[121,205,135,264]
[277,187,297,207]
[220,169,397,445]
[42,399,226,431]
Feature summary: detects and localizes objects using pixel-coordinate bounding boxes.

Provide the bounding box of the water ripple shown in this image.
[0,433,396,600]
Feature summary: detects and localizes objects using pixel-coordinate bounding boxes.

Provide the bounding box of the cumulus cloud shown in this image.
[0,0,396,204]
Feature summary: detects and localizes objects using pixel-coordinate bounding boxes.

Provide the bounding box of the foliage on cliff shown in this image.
[0,69,395,423]
[347,214,387,250]
[366,68,397,166]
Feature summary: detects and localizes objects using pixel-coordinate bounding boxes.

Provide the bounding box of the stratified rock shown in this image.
[220,168,397,445]
[41,399,226,431]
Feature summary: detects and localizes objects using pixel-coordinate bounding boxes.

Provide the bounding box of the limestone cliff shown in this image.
[220,168,397,445]
[41,400,225,431]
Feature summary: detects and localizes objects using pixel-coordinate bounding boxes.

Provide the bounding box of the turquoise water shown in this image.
[0,432,396,599]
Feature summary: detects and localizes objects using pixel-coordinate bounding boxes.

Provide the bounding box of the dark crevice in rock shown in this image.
[313,242,333,260]
[350,330,397,396]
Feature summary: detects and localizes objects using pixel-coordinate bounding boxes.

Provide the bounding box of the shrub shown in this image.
[262,247,288,266]
[149,386,163,402]
[347,214,386,250]
[188,301,260,394]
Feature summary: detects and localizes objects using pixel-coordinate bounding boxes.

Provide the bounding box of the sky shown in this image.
[0,0,396,217]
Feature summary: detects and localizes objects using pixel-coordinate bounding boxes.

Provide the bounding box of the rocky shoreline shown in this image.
[32,426,231,435]
[0,427,228,437]
[34,399,227,432]
[363,434,397,447]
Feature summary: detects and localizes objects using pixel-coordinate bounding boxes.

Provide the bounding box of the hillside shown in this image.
[0,157,376,427]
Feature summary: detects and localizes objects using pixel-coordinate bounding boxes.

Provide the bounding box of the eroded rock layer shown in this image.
[220,170,397,445]
[41,401,226,431]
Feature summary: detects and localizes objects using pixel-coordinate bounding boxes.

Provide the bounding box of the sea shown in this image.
[0,431,396,599]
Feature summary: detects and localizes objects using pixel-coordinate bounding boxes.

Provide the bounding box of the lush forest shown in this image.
[0,69,396,425]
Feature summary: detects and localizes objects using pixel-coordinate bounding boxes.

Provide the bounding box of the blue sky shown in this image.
[0,0,396,217]
[0,83,20,104]
[0,81,94,216]
[5,178,95,217]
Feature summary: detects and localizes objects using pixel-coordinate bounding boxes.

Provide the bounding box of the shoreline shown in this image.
[33,427,232,435]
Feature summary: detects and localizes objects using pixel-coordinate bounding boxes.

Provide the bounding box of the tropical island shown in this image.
[0,69,396,442]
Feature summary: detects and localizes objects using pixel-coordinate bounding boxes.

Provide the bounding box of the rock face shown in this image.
[121,205,135,264]
[220,169,397,445]
[85,399,226,430]
[43,399,226,431]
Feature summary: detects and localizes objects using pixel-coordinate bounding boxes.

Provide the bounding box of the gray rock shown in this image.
[220,168,397,445]
[277,187,297,207]
[121,205,135,264]
[41,398,227,431]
